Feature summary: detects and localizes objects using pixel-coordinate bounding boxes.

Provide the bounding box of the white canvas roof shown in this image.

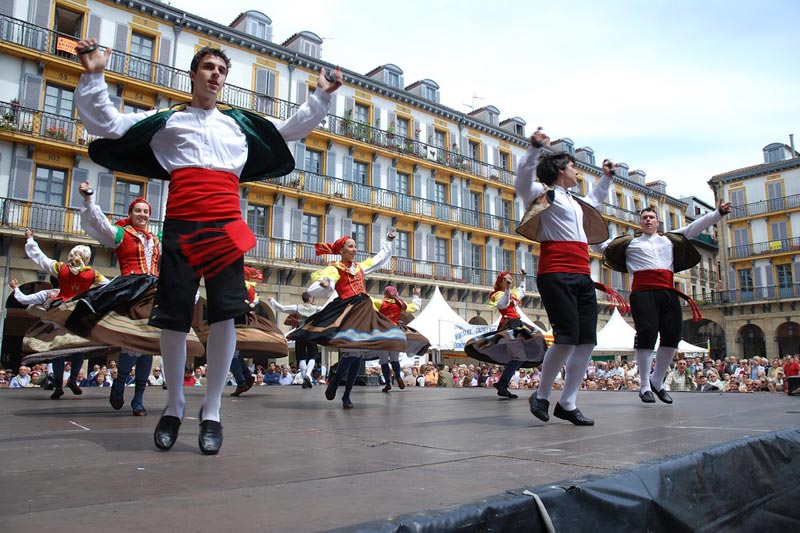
[595,308,708,353]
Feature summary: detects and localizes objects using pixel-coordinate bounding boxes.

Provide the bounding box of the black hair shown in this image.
[301,291,312,303]
[536,152,576,186]
[189,46,231,92]
[640,206,658,218]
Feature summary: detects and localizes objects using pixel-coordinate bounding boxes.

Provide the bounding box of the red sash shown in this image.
[537,241,590,275]
[633,269,702,321]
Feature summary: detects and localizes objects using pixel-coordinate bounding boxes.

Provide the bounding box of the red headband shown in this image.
[493,270,511,292]
[115,197,153,230]
[243,266,263,281]
[315,236,351,256]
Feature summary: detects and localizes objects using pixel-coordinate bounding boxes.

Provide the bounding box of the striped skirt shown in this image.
[287,293,406,354]
[464,318,547,368]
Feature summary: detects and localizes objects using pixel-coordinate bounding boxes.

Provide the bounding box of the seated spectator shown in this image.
[183,367,196,387]
[10,366,32,388]
[95,371,110,387]
[278,366,294,385]
[0,368,12,387]
[255,374,266,386]
[76,369,90,388]
[193,367,206,387]
[264,364,281,385]
[148,367,165,387]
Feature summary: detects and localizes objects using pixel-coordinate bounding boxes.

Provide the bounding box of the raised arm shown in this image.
[78,181,122,249]
[23,230,57,275]
[9,280,50,306]
[362,229,396,276]
[514,129,549,206]
[584,159,616,208]
[276,67,342,142]
[673,200,731,240]
[268,297,299,314]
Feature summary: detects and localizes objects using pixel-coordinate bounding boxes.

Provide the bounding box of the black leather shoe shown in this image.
[529,395,550,422]
[553,403,595,426]
[650,381,673,404]
[50,388,64,400]
[154,415,181,451]
[66,380,83,396]
[325,381,337,401]
[109,379,125,409]
[494,383,518,399]
[198,420,223,455]
[303,376,313,389]
[639,390,656,403]
[342,401,354,409]
[382,383,392,392]
[396,377,406,390]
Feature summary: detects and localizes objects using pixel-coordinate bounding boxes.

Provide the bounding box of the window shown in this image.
[252,20,268,40]
[434,129,446,149]
[396,117,410,139]
[732,227,750,259]
[669,213,678,231]
[500,199,511,233]
[397,172,410,195]
[421,85,438,102]
[129,32,155,82]
[354,103,369,124]
[42,83,74,140]
[730,189,745,217]
[770,221,788,245]
[301,214,320,243]
[53,6,83,57]
[302,41,319,57]
[352,223,368,251]
[468,140,480,160]
[385,70,400,88]
[765,147,785,163]
[305,149,323,174]
[470,244,482,269]
[247,204,269,237]
[777,264,793,297]
[33,166,66,205]
[767,181,784,211]
[123,102,151,114]
[502,249,512,271]
[113,180,144,217]
[353,161,369,185]
[434,182,447,204]
[434,237,447,263]
[396,231,410,258]
[499,151,510,170]
[738,269,754,292]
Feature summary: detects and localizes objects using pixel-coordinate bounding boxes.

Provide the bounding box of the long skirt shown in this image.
[287,293,406,354]
[195,311,288,359]
[464,318,547,368]
[21,319,115,365]
[24,275,205,358]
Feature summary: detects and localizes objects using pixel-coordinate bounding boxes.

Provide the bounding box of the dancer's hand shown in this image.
[718,200,732,216]
[76,39,111,74]
[602,159,618,178]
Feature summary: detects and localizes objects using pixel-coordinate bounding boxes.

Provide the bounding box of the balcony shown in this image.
[0,14,515,187]
[692,232,719,250]
[728,237,800,260]
[696,283,800,306]
[0,196,528,291]
[730,193,800,219]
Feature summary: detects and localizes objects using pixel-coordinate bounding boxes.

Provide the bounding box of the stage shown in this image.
[1,385,798,532]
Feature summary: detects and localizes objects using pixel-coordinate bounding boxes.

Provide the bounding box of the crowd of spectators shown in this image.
[2,354,798,395]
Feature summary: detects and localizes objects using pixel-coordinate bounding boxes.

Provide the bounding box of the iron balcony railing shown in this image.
[728,236,800,260]
[0,14,514,185]
[695,283,800,306]
[271,169,515,232]
[0,196,527,289]
[730,193,800,219]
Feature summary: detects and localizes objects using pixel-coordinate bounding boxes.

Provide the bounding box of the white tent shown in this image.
[595,309,708,354]
[491,308,549,335]
[407,286,491,351]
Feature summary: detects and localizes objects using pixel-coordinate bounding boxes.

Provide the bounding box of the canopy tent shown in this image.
[490,307,554,345]
[407,286,491,351]
[595,309,708,354]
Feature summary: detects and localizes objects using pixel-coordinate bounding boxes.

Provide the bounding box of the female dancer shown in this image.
[374,285,429,392]
[465,269,546,399]
[21,229,109,399]
[288,230,406,408]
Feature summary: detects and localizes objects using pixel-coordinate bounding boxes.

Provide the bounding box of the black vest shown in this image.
[603,232,701,273]
[88,104,295,182]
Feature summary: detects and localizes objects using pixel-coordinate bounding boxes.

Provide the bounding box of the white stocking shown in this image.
[650,346,676,391]
[201,319,237,423]
[160,329,188,419]
[535,344,572,402]
[635,349,655,393]
[559,344,594,411]
[305,359,316,379]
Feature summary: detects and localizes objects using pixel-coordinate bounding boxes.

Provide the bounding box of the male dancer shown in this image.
[79,189,159,415]
[515,128,615,426]
[269,292,323,388]
[601,201,731,404]
[75,40,342,454]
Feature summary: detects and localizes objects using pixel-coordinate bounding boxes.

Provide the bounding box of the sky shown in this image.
[166,0,800,204]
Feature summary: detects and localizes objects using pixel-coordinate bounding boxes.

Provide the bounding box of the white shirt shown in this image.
[515,146,612,243]
[596,209,723,273]
[75,72,331,177]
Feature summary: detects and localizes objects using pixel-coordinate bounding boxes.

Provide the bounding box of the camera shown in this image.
[324,69,337,84]
[78,44,98,56]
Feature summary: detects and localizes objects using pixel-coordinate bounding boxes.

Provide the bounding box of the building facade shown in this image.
[0,0,723,368]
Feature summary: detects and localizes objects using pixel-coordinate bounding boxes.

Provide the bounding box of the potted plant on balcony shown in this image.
[44,125,69,141]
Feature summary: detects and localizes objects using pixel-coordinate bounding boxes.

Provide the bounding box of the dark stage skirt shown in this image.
[464,318,547,368]
[21,318,115,365]
[287,293,406,354]
[196,312,288,359]
[23,275,205,359]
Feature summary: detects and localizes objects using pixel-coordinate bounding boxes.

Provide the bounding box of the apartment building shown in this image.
[0,0,720,368]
